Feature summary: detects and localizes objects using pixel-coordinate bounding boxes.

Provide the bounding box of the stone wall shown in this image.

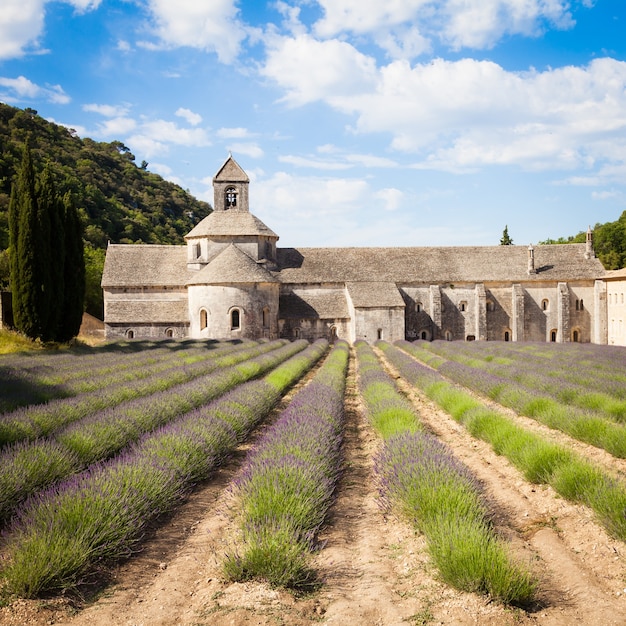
[188,283,279,340]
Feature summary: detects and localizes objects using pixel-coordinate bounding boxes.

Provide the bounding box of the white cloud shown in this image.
[313,0,575,53]
[83,103,130,117]
[264,48,626,173]
[217,127,253,139]
[375,187,404,210]
[143,0,246,63]
[148,162,183,185]
[592,189,621,200]
[0,0,45,59]
[227,142,264,159]
[261,34,377,106]
[255,172,371,221]
[278,152,397,169]
[0,75,69,103]
[0,0,101,60]
[176,107,202,126]
[139,119,211,147]
[95,117,137,137]
[279,155,353,170]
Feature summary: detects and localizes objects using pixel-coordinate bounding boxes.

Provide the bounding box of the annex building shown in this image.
[102,156,611,345]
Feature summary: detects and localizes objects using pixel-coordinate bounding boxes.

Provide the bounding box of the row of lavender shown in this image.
[416,339,626,413]
[0,340,282,447]
[0,340,329,598]
[356,341,535,605]
[378,341,626,544]
[0,339,234,413]
[0,340,304,527]
[397,340,626,459]
[225,341,350,588]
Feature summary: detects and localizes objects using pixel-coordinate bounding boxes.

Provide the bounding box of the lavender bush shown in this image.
[356,341,535,605]
[0,340,328,598]
[379,340,626,543]
[225,341,349,588]
[0,340,306,528]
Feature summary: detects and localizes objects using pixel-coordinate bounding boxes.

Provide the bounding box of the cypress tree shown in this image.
[57,192,85,342]
[37,165,63,340]
[10,144,50,340]
[8,145,85,342]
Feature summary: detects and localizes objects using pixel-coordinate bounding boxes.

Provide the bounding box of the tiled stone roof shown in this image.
[106,299,188,323]
[186,211,278,239]
[101,245,189,287]
[347,282,405,308]
[214,155,249,183]
[275,244,606,284]
[605,268,626,280]
[279,289,349,319]
[186,244,279,285]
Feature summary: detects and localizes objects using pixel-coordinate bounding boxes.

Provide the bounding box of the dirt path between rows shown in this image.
[2,349,626,625]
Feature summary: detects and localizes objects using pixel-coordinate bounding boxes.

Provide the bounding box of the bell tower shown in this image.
[213,154,250,213]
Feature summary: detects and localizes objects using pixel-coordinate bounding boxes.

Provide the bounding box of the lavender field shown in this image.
[1,338,626,626]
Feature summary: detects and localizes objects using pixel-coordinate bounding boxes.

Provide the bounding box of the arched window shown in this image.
[231,308,241,330]
[575,299,579,311]
[542,299,549,311]
[126,329,135,339]
[460,301,467,312]
[572,329,579,342]
[294,327,301,339]
[550,329,557,342]
[420,330,429,340]
[416,302,422,313]
[504,330,510,342]
[225,187,237,209]
[165,328,174,338]
[200,309,208,331]
[486,300,495,312]
[445,330,452,341]
[262,307,269,328]
[580,299,584,310]
[377,328,383,340]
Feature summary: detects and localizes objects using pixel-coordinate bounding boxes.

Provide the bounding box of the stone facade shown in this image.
[102,156,609,344]
[606,268,626,345]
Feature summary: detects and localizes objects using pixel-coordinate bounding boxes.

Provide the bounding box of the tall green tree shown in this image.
[9,145,85,342]
[57,192,85,342]
[9,144,51,340]
[500,225,513,245]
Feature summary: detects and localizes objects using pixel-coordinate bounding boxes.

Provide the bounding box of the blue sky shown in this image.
[1,0,625,249]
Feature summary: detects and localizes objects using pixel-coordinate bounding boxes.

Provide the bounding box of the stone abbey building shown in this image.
[102,156,609,344]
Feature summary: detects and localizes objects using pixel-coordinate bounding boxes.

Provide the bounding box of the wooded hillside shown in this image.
[0,104,212,317]
[540,211,626,271]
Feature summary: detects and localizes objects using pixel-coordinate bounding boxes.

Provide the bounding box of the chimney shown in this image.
[585,225,595,259]
[527,244,536,274]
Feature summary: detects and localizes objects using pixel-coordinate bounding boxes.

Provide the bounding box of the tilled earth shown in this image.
[2,350,626,626]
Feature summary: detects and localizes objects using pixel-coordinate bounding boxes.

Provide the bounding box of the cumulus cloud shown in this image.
[261,34,377,106]
[142,0,246,63]
[255,171,371,220]
[0,0,101,60]
[262,36,626,173]
[375,187,404,211]
[226,142,264,158]
[217,127,254,139]
[83,103,130,117]
[0,75,69,103]
[0,0,46,59]
[313,0,575,54]
[175,107,202,126]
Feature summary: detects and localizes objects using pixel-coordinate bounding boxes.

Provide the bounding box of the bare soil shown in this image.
[2,349,626,626]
